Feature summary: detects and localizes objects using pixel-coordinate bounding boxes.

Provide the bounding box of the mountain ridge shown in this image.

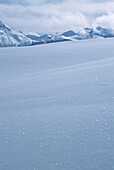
[1,20,114,47]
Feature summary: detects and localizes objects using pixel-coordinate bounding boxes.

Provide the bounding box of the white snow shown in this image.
[0,39,114,170]
[0,21,33,47]
[1,20,114,48]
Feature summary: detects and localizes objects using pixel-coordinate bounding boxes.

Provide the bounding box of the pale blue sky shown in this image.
[0,0,114,32]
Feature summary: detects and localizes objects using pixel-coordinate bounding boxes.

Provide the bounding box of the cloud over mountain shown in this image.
[0,0,114,32]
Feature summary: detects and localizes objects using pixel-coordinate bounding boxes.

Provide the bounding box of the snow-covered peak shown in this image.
[0,21,11,32]
[1,20,114,48]
[62,30,76,37]
[0,20,33,47]
[94,26,114,38]
[0,20,4,26]
[27,32,40,37]
[68,27,114,40]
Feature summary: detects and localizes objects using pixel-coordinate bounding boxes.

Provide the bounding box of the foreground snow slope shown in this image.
[0,39,114,170]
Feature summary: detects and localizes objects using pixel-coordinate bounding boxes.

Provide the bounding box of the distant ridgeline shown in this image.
[0,20,114,47]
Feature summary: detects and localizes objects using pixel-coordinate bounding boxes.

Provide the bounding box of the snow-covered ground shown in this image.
[0,39,114,170]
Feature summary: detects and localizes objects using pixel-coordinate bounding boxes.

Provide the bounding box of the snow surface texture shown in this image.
[0,39,114,170]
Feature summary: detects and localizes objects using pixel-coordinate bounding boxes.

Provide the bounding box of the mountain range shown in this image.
[0,20,114,47]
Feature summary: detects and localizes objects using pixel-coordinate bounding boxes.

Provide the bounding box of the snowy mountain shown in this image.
[26,29,97,43]
[62,30,77,37]
[1,20,114,47]
[0,20,71,47]
[94,26,114,38]
[0,21,33,47]
[26,32,71,45]
[70,27,114,40]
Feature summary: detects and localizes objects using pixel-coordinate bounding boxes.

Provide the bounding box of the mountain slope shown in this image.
[0,39,114,170]
[0,21,33,47]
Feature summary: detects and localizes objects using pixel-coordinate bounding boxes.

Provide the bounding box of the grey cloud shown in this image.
[0,0,64,5]
[0,1,114,32]
[0,0,114,5]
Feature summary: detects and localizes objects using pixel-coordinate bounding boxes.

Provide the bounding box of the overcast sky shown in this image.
[0,0,114,33]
